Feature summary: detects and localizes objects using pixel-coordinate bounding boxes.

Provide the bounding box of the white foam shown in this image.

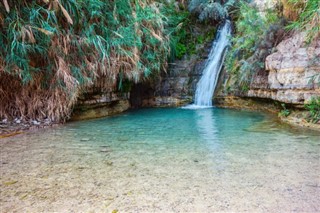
[194,20,231,106]
[181,104,214,109]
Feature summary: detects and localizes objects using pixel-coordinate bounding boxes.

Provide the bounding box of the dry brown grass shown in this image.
[0,0,171,122]
[0,33,83,122]
[281,0,302,21]
[0,31,146,122]
[0,72,78,122]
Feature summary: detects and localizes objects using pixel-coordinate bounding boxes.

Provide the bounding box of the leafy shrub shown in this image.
[278,103,291,117]
[175,43,187,59]
[167,7,218,60]
[0,0,176,84]
[285,0,320,42]
[224,1,280,91]
[304,97,320,123]
[226,2,277,70]
[163,6,190,60]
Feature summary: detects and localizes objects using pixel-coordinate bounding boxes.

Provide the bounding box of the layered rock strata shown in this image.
[71,78,130,120]
[247,33,320,105]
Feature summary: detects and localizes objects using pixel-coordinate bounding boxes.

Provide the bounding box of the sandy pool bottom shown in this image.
[1,108,319,212]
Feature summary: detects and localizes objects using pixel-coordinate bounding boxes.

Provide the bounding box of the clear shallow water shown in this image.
[1,108,319,212]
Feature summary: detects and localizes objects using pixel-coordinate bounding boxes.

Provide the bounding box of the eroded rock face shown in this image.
[71,78,130,120]
[130,50,210,107]
[134,57,201,107]
[247,33,320,105]
[71,99,130,121]
[154,56,202,103]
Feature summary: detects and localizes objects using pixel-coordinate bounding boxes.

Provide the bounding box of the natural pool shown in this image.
[1,107,319,212]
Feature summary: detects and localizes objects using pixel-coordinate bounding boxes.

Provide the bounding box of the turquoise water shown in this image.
[1,108,319,212]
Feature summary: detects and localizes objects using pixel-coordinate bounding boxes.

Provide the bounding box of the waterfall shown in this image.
[194,20,231,107]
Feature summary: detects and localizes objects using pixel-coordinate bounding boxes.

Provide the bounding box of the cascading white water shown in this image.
[194,20,231,107]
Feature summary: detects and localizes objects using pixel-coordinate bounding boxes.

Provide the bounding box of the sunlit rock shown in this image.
[248,32,320,105]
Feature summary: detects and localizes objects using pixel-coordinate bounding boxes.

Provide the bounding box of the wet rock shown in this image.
[14,118,21,124]
[71,99,130,121]
[31,120,41,125]
[130,24,217,107]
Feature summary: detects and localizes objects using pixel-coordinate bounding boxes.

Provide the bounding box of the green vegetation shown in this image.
[165,7,190,60]
[172,22,217,60]
[0,0,178,85]
[0,0,188,121]
[188,0,238,22]
[166,5,219,61]
[304,97,320,123]
[285,0,320,42]
[223,0,319,93]
[182,0,242,60]
[224,1,280,92]
[0,0,318,124]
[278,103,291,118]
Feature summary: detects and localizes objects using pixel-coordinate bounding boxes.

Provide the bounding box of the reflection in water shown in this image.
[194,108,230,175]
[195,109,218,142]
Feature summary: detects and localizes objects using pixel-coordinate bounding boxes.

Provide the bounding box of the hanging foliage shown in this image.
[0,0,186,121]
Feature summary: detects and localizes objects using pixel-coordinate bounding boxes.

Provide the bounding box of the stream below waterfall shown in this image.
[1,107,319,212]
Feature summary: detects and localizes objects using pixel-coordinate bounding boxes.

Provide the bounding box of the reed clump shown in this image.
[0,0,186,122]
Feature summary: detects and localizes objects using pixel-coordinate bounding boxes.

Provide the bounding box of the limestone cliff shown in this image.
[247,33,320,106]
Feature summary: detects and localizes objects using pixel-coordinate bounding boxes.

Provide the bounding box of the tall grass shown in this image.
[0,0,186,121]
[285,0,320,42]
